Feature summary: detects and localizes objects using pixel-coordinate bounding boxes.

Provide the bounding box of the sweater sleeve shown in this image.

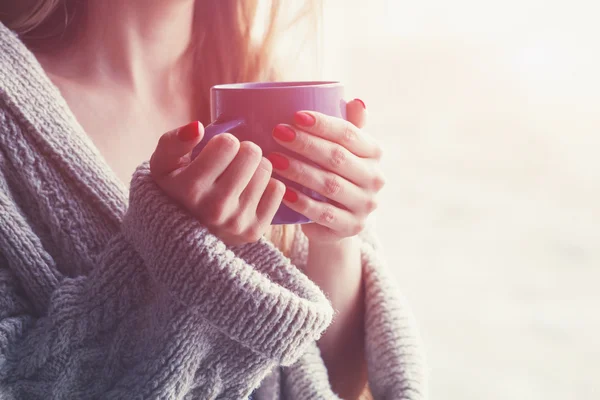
[0,163,333,400]
[277,225,427,400]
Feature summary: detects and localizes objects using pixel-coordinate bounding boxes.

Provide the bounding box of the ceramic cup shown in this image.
[191,81,346,225]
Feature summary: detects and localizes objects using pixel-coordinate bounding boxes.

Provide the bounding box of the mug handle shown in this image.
[191,118,245,160]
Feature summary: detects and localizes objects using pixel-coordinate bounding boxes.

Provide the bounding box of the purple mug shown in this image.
[191,81,346,225]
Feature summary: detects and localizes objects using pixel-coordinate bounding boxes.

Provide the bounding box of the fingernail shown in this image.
[294,111,316,127]
[178,121,200,141]
[354,98,366,109]
[273,124,296,142]
[267,153,290,170]
[284,188,298,203]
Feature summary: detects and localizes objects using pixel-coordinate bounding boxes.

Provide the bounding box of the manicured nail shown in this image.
[178,121,200,141]
[294,111,316,127]
[273,124,296,142]
[284,188,298,203]
[267,153,290,170]
[354,98,366,109]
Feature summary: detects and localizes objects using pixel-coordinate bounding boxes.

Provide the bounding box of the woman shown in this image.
[0,1,425,399]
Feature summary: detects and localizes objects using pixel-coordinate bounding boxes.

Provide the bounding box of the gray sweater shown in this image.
[0,22,425,400]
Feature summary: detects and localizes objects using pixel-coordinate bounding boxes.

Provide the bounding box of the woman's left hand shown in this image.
[267,99,385,242]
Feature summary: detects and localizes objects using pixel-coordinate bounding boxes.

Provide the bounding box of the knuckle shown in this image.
[213,133,239,151]
[157,132,171,149]
[257,157,273,175]
[351,220,366,236]
[239,141,263,158]
[342,124,357,145]
[318,205,336,225]
[315,114,330,133]
[372,174,386,191]
[268,179,286,203]
[297,134,316,154]
[364,196,378,213]
[206,199,229,225]
[294,196,309,214]
[289,161,307,182]
[226,218,246,236]
[245,225,265,243]
[329,147,347,168]
[323,175,342,197]
[188,180,209,203]
[271,179,286,197]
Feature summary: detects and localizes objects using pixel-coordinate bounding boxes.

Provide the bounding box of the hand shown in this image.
[267,99,385,242]
[150,121,285,246]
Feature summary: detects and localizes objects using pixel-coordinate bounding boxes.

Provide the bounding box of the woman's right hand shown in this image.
[149,121,285,246]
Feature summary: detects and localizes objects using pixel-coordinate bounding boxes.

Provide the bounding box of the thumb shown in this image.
[346,98,368,129]
[150,121,205,178]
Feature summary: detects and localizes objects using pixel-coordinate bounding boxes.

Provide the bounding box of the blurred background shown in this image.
[317,0,599,399]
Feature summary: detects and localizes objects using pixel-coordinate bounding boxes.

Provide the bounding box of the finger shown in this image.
[256,178,286,225]
[346,98,368,129]
[239,157,273,211]
[150,121,204,178]
[282,188,364,237]
[215,141,263,198]
[267,153,376,215]
[271,127,383,190]
[178,133,240,185]
[291,110,381,159]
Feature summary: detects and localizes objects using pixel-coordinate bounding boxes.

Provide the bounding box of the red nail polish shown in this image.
[284,188,298,203]
[294,112,316,127]
[267,153,290,170]
[272,125,296,142]
[354,98,366,109]
[178,121,200,141]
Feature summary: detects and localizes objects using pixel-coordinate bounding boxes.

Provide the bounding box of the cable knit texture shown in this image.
[0,21,426,400]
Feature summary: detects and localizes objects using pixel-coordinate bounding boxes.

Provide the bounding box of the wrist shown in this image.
[305,236,362,284]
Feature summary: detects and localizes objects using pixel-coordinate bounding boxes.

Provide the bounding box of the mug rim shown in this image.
[212,81,342,90]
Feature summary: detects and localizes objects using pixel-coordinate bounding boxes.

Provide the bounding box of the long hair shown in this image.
[0,0,320,256]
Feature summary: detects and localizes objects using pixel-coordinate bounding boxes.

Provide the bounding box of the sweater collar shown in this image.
[0,23,308,262]
[0,22,128,226]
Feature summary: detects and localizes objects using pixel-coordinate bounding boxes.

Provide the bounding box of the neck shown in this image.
[56,0,197,89]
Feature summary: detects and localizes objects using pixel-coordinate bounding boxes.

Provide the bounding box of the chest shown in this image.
[52,80,195,185]
[84,114,171,185]
[79,103,193,184]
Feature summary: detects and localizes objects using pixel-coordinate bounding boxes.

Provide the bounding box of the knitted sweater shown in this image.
[0,22,425,400]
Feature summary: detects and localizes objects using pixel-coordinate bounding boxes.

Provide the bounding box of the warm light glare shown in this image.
[322,1,599,399]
